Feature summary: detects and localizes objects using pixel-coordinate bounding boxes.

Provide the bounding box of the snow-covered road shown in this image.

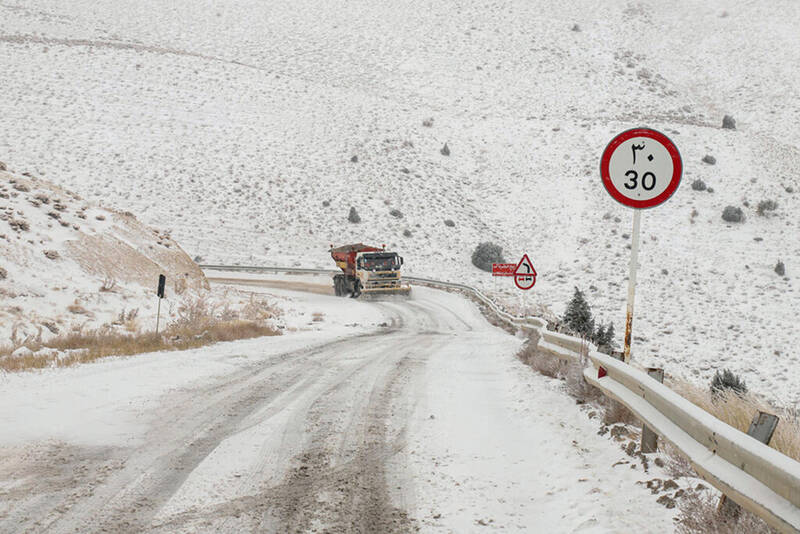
[0,283,676,533]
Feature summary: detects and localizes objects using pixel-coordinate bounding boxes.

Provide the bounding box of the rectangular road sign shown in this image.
[492,263,516,276]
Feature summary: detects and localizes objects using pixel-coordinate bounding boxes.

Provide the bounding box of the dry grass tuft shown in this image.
[601,397,637,426]
[0,296,280,372]
[516,331,564,378]
[661,442,696,479]
[675,489,776,534]
[669,378,800,463]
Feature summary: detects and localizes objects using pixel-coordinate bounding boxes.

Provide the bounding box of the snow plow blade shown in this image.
[361,285,411,298]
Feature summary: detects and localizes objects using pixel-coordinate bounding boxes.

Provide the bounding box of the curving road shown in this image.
[0,279,677,533]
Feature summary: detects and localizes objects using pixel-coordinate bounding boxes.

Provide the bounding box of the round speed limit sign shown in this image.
[600,128,682,209]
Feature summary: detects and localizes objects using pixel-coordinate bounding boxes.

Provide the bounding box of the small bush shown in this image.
[721,206,744,223]
[722,115,736,130]
[99,277,116,292]
[775,261,785,276]
[403,229,412,237]
[471,242,505,272]
[0,266,6,280]
[422,118,434,127]
[440,143,450,156]
[701,155,716,165]
[691,179,707,191]
[348,206,361,223]
[676,489,774,534]
[389,208,403,218]
[756,199,777,216]
[710,368,747,397]
[444,219,455,227]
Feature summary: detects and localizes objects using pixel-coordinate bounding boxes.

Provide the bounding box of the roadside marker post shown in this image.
[600,128,682,363]
[718,411,780,518]
[156,274,166,335]
[641,367,664,453]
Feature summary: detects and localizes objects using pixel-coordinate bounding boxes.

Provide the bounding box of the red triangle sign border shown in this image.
[514,254,537,276]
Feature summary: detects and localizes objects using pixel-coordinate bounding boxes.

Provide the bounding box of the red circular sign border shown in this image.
[514,274,536,290]
[600,127,683,209]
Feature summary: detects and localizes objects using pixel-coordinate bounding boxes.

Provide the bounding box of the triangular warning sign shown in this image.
[514,254,537,276]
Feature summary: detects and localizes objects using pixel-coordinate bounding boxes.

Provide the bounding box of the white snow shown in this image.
[0,285,680,531]
[1,0,797,406]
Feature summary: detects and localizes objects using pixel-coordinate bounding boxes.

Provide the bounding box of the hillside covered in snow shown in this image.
[0,0,798,405]
[0,166,207,345]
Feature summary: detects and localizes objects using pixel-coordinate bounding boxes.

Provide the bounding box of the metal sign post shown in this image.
[155,274,166,335]
[623,210,641,362]
[600,128,682,364]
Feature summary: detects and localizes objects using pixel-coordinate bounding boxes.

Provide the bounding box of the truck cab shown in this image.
[330,244,410,298]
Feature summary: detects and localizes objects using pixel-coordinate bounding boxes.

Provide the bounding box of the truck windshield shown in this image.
[360,253,399,271]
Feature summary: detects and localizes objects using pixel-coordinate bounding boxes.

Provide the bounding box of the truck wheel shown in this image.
[333,275,344,296]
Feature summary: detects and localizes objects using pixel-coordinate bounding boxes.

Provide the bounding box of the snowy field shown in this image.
[0,0,798,407]
[0,285,681,532]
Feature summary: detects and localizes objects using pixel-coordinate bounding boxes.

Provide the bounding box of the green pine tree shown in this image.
[594,324,606,346]
[563,287,594,338]
[605,323,616,349]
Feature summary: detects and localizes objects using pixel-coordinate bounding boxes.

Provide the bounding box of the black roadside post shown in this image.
[718,411,780,518]
[156,274,166,335]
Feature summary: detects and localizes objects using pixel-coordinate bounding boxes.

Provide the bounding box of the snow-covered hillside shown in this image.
[0,167,207,344]
[0,0,798,405]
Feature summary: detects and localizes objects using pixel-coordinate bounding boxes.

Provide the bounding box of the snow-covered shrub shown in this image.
[691,179,707,191]
[593,322,616,353]
[710,368,747,397]
[389,208,403,218]
[701,154,716,165]
[470,242,505,272]
[403,229,412,237]
[563,287,594,338]
[444,219,455,227]
[0,266,6,280]
[722,114,736,129]
[348,206,361,223]
[756,199,777,216]
[721,206,744,223]
[775,260,786,276]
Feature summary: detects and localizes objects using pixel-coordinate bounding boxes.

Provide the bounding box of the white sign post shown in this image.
[600,128,682,363]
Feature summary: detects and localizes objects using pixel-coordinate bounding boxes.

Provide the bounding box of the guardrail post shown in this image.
[718,411,780,518]
[640,367,664,453]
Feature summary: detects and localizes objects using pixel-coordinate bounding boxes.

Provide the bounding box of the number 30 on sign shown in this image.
[600,128,682,209]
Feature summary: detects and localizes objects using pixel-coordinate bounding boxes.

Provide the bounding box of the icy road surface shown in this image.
[0,284,676,533]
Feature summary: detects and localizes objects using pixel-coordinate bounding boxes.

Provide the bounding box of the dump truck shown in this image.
[329,243,411,298]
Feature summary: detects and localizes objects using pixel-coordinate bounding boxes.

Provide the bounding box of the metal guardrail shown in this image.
[583,351,800,533]
[201,263,800,532]
[199,264,546,331]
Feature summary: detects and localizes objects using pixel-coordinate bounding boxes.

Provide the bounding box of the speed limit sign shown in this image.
[600,128,682,209]
[600,127,682,365]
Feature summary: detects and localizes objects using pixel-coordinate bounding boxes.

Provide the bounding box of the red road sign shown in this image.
[492,263,516,276]
[514,254,537,290]
[600,128,682,209]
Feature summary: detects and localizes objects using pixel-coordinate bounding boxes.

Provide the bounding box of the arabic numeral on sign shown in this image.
[623,170,657,191]
[642,171,656,191]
